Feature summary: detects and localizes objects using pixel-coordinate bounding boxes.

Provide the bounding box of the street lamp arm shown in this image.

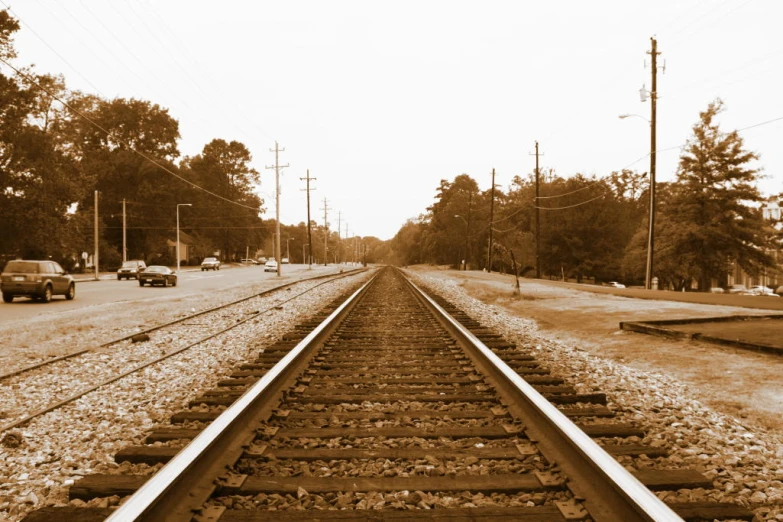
[618,113,650,124]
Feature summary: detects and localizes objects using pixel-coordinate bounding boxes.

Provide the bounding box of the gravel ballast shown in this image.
[408,270,783,521]
[3,267,782,520]
[0,270,372,521]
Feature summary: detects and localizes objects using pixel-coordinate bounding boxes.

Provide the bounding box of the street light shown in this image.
[176,204,192,273]
[619,112,655,290]
[286,237,296,262]
[454,214,469,271]
[618,113,649,123]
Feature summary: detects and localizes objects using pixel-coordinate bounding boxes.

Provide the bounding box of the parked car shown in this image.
[138,265,177,287]
[726,284,752,295]
[257,257,268,264]
[748,285,779,297]
[201,257,220,271]
[117,259,147,280]
[776,286,783,296]
[709,287,725,294]
[240,259,258,265]
[1,260,76,303]
[281,257,290,264]
[607,282,626,289]
[264,260,278,272]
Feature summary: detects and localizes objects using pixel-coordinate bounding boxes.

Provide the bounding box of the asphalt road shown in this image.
[0,263,350,324]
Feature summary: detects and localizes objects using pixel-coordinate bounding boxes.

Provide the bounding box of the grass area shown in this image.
[666,317,783,348]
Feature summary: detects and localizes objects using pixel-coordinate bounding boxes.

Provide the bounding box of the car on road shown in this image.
[281,257,290,264]
[240,259,258,265]
[138,265,177,287]
[607,282,626,289]
[264,260,278,272]
[117,259,146,280]
[201,257,220,271]
[1,260,76,303]
[726,284,752,295]
[748,285,779,297]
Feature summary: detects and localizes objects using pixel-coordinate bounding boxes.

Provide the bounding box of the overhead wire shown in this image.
[0,0,107,95]
[139,1,276,143]
[537,0,763,195]
[12,0,275,162]
[0,56,260,211]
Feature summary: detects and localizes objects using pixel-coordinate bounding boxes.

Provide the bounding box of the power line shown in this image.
[0,56,260,211]
[0,0,107,95]
[536,192,607,210]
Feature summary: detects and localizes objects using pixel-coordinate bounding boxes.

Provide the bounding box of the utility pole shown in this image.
[534,141,541,279]
[466,192,472,270]
[122,198,127,263]
[645,37,660,291]
[486,168,496,273]
[300,169,316,268]
[94,190,99,280]
[337,210,342,264]
[321,198,329,266]
[266,141,288,277]
[345,224,351,265]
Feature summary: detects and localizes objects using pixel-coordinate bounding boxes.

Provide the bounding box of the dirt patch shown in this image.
[410,267,783,434]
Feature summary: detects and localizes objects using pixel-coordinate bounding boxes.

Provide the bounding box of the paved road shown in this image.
[0,263,352,324]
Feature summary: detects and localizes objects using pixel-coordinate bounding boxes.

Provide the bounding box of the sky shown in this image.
[4,0,782,240]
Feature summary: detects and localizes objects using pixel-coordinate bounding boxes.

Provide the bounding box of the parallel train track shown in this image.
[23,267,754,521]
[0,269,364,434]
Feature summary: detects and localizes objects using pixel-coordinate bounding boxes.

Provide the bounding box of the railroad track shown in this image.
[23,267,754,521]
[0,269,365,434]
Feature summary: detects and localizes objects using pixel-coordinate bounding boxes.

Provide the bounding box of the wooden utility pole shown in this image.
[645,37,659,290]
[300,169,316,268]
[94,190,99,280]
[486,168,496,273]
[122,198,127,263]
[337,210,342,264]
[534,141,541,279]
[266,142,288,276]
[321,198,329,266]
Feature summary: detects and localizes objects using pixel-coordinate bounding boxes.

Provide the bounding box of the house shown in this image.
[728,198,783,288]
[167,230,196,264]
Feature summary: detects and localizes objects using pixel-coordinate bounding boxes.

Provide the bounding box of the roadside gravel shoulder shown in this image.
[0,270,373,522]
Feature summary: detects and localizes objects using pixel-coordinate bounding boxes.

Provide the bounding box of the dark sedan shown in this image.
[138,266,178,287]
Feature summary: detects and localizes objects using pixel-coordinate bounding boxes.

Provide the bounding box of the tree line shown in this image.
[387,101,782,291]
[0,10,392,271]
[0,11,275,270]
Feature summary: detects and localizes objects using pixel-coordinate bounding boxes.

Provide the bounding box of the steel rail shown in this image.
[0,268,365,382]
[105,270,380,521]
[0,269,370,434]
[405,275,684,522]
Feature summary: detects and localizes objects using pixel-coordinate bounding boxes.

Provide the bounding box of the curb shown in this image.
[620,314,783,355]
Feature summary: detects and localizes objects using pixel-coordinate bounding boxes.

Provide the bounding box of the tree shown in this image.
[656,99,776,290]
[422,174,481,267]
[181,139,264,261]
[59,95,185,263]
[0,42,86,259]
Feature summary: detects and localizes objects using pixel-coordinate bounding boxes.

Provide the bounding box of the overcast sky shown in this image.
[5,0,782,240]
